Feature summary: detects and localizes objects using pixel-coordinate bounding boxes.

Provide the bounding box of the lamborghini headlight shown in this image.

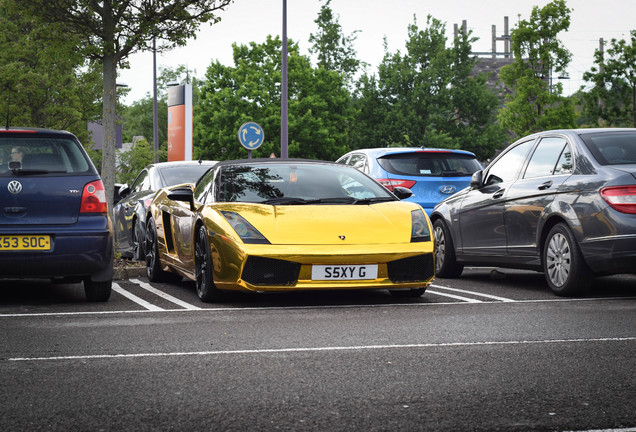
[221,211,270,244]
[411,209,431,242]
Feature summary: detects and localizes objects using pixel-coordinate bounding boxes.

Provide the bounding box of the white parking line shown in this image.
[431,284,516,302]
[426,290,482,303]
[129,279,202,310]
[564,429,636,432]
[7,336,636,362]
[112,283,164,311]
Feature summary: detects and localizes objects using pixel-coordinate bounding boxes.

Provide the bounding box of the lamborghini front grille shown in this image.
[387,254,434,282]
[241,256,301,286]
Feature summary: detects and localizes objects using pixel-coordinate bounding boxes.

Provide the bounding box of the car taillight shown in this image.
[600,185,636,214]
[80,180,108,214]
[377,179,416,192]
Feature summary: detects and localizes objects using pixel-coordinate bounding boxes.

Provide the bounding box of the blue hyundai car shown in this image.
[0,128,113,301]
[336,147,483,214]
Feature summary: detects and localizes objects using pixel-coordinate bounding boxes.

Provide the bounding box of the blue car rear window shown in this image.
[377,152,481,177]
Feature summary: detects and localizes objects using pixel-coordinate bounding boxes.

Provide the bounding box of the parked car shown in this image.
[336,147,483,214]
[0,127,113,301]
[113,160,217,260]
[144,159,435,302]
[431,128,636,296]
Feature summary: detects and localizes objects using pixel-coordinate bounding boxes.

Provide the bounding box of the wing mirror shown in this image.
[470,170,483,189]
[116,184,130,200]
[392,186,413,200]
[168,187,195,210]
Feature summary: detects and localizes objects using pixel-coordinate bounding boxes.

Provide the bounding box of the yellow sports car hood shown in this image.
[217,202,422,245]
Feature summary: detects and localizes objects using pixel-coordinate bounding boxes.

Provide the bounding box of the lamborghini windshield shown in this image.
[216,162,396,204]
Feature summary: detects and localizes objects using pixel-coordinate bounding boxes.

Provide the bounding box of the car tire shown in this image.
[433,219,464,278]
[543,223,593,296]
[145,217,180,282]
[132,220,144,261]
[84,279,112,302]
[195,225,227,302]
[389,287,426,298]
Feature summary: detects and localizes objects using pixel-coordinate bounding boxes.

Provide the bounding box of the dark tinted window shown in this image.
[377,152,481,177]
[581,131,636,165]
[130,170,150,193]
[159,164,214,186]
[0,135,91,176]
[216,163,393,203]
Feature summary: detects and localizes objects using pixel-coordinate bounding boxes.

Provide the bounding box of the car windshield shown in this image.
[216,163,396,204]
[160,163,214,185]
[377,152,481,177]
[580,131,636,165]
[0,135,91,176]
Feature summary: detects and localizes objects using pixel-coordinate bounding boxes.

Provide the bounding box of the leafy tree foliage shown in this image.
[351,16,504,161]
[497,0,577,137]
[19,0,233,208]
[308,0,363,85]
[582,31,636,127]
[116,138,155,185]
[121,65,200,155]
[194,36,353,161]
[0,0,101,143]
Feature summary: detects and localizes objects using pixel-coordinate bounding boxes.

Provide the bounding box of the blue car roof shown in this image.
[348,147,477,158]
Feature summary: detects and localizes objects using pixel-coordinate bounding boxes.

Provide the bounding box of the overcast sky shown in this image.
[119,0,635,104]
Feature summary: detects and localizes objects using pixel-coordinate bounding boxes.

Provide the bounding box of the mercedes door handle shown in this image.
[493,189,505,199]
[538,181,553,190]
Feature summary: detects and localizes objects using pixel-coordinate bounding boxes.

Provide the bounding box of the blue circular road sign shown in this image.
[238,122,265,150]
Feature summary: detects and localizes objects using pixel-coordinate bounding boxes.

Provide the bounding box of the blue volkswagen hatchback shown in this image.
[336,147,483,214]
[0,128,113,301]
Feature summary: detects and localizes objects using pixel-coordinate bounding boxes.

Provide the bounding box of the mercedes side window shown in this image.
[485,140,534,186]
[524,137,570,179]
[554,146,573,175]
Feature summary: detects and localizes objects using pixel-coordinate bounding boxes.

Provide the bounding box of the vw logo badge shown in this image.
[7,180,22,194]
[440,185,456,195]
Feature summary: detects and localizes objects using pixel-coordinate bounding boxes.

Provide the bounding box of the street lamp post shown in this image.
[281,0,288,159]
[152,37,159,163]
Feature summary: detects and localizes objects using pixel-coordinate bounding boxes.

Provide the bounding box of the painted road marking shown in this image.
[7,337,636,362]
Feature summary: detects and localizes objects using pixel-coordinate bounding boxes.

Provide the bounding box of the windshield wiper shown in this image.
[441,170,466,177]
[351,196,396,205]
[12,169,67,175]
[260,196,395,205]
[260,197,310,205]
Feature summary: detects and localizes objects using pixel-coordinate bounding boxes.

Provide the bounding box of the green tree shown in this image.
[20,0,233,209]
[351,16,504,160]
[0,0,101,143]
[582,31,636,127]
[116,138,155,185]
[121,65,200,153]
[195,36,353,161]
[497,0,577,137]
[308,0,362,85]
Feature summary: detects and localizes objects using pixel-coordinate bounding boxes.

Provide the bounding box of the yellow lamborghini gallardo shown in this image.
[144,159,435,302]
